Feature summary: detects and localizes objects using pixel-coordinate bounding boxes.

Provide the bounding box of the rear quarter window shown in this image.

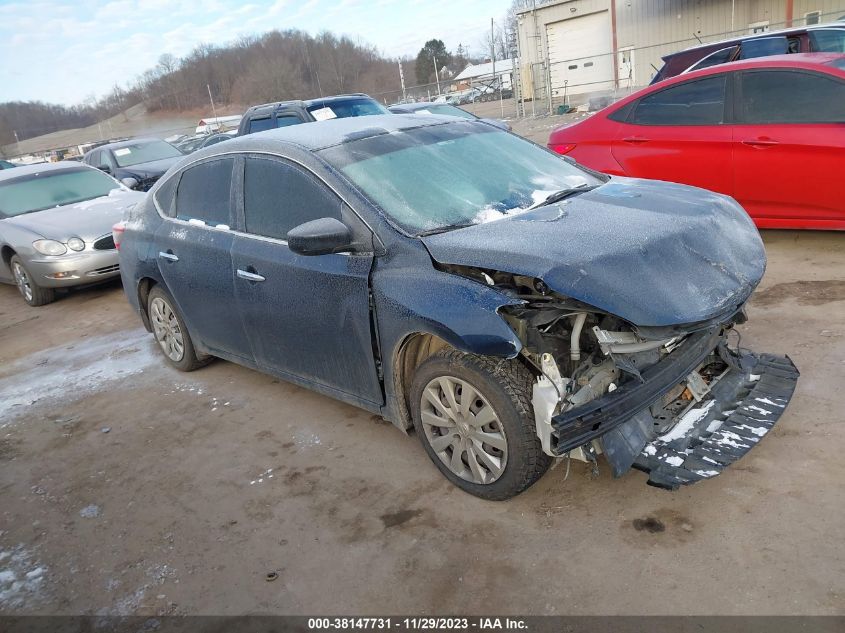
[154,173,179,217]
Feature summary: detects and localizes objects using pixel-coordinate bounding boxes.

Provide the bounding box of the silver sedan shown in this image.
[0,162,146,306]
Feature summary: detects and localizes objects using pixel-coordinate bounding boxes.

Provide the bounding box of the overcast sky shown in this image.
[0,0,513,105]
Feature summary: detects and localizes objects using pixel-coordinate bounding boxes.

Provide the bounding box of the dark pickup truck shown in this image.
[237,94,389,136]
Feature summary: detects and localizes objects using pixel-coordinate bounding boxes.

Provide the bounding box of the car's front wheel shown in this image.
[10,255,55,307]
[147,285,208,372]
[410,349,552,500]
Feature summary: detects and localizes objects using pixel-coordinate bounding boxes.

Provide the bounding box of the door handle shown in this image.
[622,136,649,144]
[158,251,179,262]
[237,269,265,282]
[742,138,778,147]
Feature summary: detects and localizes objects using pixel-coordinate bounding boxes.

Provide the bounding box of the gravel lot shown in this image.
[0,114,843,615]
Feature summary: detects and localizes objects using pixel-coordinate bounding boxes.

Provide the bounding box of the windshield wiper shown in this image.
[528,184,601,210]
[417,222,477,237]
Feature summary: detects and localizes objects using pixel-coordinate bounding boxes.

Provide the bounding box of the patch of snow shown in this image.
[658,400,716,442]
[642,445,657,456]
[293,430,322,448]
[713,430,752,449]
[736,424,768,437]
[705,419,724,434]
[749,374,761,381]
[665,455,684,467]
[755,397,785,408]
[0,545,46,609]
[79,504,101,518]
[694,470,720,477]
[744,404,773,416]
[0,328,160,426]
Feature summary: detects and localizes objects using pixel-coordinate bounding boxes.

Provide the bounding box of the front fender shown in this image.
[373,265,523,360]
[372,262,523,428]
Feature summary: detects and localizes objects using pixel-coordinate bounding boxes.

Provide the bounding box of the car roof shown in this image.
[244,94,374,115]
[0,160,91,182]
[673,22,845,56]
[612,53,845,109]
[389,102,449,112]
[190,114,462,158]
[85,137,165,154]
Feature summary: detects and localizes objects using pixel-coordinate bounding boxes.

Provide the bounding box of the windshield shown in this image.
[325,123,598,235]
[0,167,120,218]
[307,98,389,120]
[113,140,183,167]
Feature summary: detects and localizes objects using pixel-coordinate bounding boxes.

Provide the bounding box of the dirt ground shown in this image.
[1,117,844,616]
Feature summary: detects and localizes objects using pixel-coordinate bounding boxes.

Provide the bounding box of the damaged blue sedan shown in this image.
[118,115,798,500]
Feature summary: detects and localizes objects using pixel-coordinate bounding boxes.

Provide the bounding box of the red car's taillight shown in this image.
[549,143,576,155]
[112,222,126,250]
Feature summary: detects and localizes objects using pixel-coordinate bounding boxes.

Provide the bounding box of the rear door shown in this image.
[230,155,383,405]
[733,68,845,227]
[611,74,734,195]
[154,157,252,360]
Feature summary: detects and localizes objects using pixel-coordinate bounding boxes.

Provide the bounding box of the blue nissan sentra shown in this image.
[116,115,798,499]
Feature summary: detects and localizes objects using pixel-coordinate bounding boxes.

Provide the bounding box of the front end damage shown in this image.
[454,267,799,490]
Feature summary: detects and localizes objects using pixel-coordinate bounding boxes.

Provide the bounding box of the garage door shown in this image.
[546,11,613,97]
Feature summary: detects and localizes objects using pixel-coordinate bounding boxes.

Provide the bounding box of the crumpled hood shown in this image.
[4,188,145,242]
[421,177,766,327]
[118,156,181,179]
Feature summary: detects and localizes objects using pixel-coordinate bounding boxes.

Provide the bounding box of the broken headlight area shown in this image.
[480,269,799,490]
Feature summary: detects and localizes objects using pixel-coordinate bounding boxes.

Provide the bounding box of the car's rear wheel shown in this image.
[10,255,55,307]
[147,286,208,372]
[410,348,552,500]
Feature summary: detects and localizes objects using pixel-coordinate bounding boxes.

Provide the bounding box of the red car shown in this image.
[548,54,845,230]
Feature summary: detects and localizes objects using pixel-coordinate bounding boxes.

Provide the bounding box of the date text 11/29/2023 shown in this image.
[307,618,528,630]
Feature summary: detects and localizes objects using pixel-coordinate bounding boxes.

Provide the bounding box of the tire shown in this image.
[147,285,208,372]
[410,348,552,500]
[10,255,55,306]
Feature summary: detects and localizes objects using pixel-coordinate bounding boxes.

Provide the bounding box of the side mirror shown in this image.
[121,177,139,189]
[98,165,111,174]
[287,217,353,256]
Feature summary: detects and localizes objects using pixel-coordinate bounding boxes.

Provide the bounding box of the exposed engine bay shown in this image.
[440,264,800,489]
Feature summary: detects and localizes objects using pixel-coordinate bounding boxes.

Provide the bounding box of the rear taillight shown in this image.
[549,143,576,155]
[112,222,126,251]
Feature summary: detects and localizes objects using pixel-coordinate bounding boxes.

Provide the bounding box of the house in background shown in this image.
[452,59,515,93]
[515,0,845,103]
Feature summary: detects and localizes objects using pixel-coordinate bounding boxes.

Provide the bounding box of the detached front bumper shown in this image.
[551,328,799,490]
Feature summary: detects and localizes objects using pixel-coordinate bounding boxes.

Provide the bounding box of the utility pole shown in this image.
[398,60,407,102]
[491,17,496,86]
[207,83,218,124]
[432,53,441,96]
[13,130,20,155]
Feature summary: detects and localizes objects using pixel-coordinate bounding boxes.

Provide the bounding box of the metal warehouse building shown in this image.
[515,0,845,105]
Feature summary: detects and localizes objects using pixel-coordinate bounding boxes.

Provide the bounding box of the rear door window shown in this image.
[687,46,738,72]
[248,117,274,134]
[242,157,342,241]
[175,158,235,226]
[275,115,302,128]
[740,70,845,123]
[631,75,727,125]
[739,36,789,59]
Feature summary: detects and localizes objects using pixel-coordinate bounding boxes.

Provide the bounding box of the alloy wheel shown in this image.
[150,297,185,362]
[12,262,33,303]
[419,376,508,484]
